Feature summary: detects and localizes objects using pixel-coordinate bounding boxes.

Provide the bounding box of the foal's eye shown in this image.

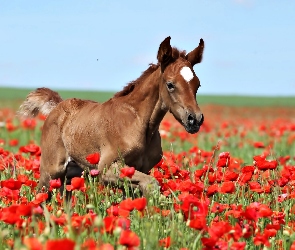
[166,82,175,91]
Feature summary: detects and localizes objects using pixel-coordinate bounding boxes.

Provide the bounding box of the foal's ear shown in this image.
[157,36,173,72]
[186,38,205,66]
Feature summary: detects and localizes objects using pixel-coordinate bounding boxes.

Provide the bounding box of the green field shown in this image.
[1,87,295,108]
[1,86,295,249]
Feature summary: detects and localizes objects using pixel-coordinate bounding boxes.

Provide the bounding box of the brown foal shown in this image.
[18,36,205,196]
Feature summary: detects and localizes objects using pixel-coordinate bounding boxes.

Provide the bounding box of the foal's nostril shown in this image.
[199,114,204,125]
[188,114,196,125]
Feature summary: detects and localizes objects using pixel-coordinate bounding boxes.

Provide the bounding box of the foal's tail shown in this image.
[18,88,63,118]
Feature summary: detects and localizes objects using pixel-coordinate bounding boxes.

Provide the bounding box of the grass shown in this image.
[196,95,295,107]
[1,87,295,109]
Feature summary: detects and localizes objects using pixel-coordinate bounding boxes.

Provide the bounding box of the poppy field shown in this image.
[1,101,295,250]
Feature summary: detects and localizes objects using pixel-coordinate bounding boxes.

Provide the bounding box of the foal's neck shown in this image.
[129,67,167,136]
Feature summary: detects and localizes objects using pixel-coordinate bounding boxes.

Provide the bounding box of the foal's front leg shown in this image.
[101,162,159,197]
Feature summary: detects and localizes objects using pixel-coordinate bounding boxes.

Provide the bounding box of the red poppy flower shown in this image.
[248,181,262,192]
[81,239,96,249]
[264,228,277,238]
[254,141,265,148]
[219,152,230,159]
[188,214,207,230]
[133,197,147,211]
[49,179,62,190]
[9,139,19,147]
[103,216,116,233]
[24,179,38,189]
[24,237,43,250]
[66,177,85,191]
[19,144,41,156]
[243,207,258,222]
[253,155,266,162]
[208,221,232,240]
[0,207,21,224]
[51,214,67,226]
[107,205,119,216]
[238,172,253,184]
[38,114,47,120]
[99,243,114,250]
[256,160,278,170]
[119,230,140,248]
[17,174,29,184]
[211,202,227,213]
[229,223,243,241]
[153,169,164,180]
[0,187,20,201]
[216,152,230,168]
[22,119,37,130]
[180,196,209,221]
[230,241,246,250]
[242,166,255,173]
[116,217,131,230]
[257,204,273,218]
[207,184,218,196]
[224,171,239,181]
[208,173,216,183]
[107,205,130,217]
[220,181,235,193]
[161,210,170,217]
[253,233,270,247]
[32,193,48,205]
[1,179,22,190]
[6,122,17,131]
[86,152,100,164]
[217,158,228,168]
[159,236,171,248]
[119,198,134,211]
[45,238,75,250]
[17,204,34,216]
[120,167,135,178]
[201,237,217,248]
[82,238,113,250]
[194,169,205,179]
[278,177,289,187]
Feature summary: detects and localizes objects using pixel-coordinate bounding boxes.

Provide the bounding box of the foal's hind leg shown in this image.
[59,161,84,201]
[102,162,159,197]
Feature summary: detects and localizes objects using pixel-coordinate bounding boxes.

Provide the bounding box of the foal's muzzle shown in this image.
[185,113,204,134]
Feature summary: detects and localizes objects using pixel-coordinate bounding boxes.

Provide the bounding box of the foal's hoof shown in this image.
[141,178,160,197]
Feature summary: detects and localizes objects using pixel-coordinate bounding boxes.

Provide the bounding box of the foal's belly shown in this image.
[124,154,160,174]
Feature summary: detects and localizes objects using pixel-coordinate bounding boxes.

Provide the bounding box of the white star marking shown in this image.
[180,66,194,83]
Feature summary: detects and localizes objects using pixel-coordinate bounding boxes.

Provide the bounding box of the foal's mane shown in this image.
[114,48,186,98]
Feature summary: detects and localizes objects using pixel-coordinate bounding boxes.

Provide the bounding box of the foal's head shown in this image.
[157,36,205,134]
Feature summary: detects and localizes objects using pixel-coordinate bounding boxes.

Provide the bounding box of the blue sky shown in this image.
[1,1,295,96]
